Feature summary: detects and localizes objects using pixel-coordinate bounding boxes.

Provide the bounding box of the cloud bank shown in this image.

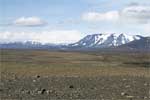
[121,5,150,24]
[82,5,150,24]
[13,17,47,27]
[0,30,83,44]
[82,11,119,22]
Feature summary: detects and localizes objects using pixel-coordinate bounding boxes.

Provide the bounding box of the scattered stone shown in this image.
[0,89,3,92]
[37,89,47,94]
[33,79,36,82]
[21,90,25,94]
[34,88,39,93]
[49,89,54,93]
[121,92,125,96]
[125,85,130,88]
[69,85,74,89]
[121,92,128,96]
[144,96,148,99]
[35,75,40,78]
[40,88,46,94]
[122,78,127,81]
[46,90,50,94]
[144,83,148,86]
[37,90,42,94]
[26,90,31,94]
[91,87,97,90]
[1,72,149,99]
[8,94,11,97]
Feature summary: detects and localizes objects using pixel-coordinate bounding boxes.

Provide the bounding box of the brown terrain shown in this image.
[0,49,150,100]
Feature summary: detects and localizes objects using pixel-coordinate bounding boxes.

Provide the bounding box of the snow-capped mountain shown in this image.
[0,33,145,49]
[69,33,143,48]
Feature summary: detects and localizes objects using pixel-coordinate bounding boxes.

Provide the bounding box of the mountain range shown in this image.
[0,33,149,51]
[118,37,150,50]
[69,33,142,48]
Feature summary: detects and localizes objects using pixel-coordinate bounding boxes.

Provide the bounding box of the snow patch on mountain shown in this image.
[70,33,143,48]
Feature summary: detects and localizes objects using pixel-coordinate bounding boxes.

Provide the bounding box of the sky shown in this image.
[0,0,150,44]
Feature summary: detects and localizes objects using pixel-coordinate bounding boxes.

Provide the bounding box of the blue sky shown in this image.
[0,0,150,43]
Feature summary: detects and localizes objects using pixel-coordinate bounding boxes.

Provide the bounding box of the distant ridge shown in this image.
[0,33,149,51]
[118,37,150,50]
[0,41,61,49]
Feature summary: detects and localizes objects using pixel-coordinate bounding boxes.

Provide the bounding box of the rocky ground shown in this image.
[1,50,149,100]
[0,72,149,100]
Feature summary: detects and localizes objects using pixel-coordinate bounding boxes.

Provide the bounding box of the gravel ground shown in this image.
[0,72,149,100]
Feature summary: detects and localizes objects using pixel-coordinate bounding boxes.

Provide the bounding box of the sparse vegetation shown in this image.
[0,49,150,100]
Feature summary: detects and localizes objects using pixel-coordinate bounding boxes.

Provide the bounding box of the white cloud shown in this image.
[121,5,150,24]
[13,17,47,26]
[0,30,84,44]
[82,5,150,24]
[82,11,119,22]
